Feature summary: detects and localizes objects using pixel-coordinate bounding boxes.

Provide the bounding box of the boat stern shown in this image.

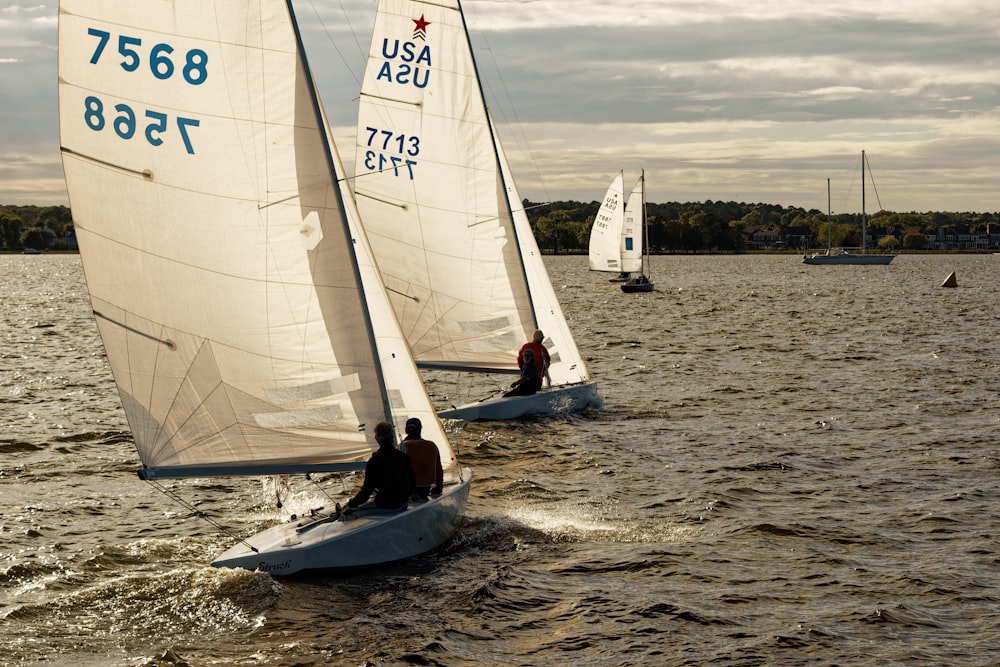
[438,381,601,420]
[211,469,472,575]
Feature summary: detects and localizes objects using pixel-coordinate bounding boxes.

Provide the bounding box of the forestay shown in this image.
[494,124,589,388]
[58,0,453,478]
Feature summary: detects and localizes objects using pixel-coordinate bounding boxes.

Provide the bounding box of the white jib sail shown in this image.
[493,122,591,388]
[327,112,457,466]
[588,172,625,272]
[354,0,534,374]
[58,0,449,476]
[621,174,645,274]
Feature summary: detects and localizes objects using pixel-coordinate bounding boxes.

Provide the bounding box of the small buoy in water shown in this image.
[942,271,957,288]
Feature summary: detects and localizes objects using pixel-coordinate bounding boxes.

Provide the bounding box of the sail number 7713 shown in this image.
[361,126,419,179]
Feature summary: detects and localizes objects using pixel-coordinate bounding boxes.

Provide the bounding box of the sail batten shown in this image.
[137,461,368,481]
[417,361,520,373]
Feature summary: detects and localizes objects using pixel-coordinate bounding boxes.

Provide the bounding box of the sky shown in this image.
[3,0,1000,214]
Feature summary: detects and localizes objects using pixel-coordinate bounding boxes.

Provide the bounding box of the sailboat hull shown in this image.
[211,469,471,575]
[802,253,894,265]
[438,381,602,421]
[620,277,654,293]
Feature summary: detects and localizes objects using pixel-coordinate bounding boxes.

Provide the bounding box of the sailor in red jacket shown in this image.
[517,329,550,387]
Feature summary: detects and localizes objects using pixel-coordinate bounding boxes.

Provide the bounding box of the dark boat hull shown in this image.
[621,276,654,293]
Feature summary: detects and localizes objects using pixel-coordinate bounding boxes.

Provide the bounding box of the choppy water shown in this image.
[2,253,999,666]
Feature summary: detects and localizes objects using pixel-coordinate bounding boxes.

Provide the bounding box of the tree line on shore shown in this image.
[1,204,74,251]
[4,201,999,253]
[524,200,1000,253]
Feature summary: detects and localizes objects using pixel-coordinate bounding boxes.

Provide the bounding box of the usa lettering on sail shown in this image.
[376,39,432,89]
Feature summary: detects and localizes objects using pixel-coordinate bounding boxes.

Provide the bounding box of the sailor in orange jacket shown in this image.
[400,417,443,500]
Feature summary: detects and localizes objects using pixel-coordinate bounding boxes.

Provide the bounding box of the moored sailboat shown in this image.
[803,151,895,265]
[58,0,469,575]
[353,0,600,421]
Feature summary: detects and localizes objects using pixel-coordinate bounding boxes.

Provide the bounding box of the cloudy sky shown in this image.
[3,0,1000,214]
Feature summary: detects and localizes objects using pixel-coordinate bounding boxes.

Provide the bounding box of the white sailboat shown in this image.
[58,0,469,575]
[588,172,627,279]
[353,0,600,421]
[619,171,654,292]
[589,172,651,289]
[803,151,895,265]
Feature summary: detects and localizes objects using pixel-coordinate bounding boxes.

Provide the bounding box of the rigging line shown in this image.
[472,27,553,205]
[304,0,366,88]
[303,472,340,503]
[522,201,554,214]
[144,479,260,554]
[864,152,884,211]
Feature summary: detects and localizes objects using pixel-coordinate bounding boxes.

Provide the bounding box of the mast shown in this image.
[286,0,395,425]
[861,149,867,252]
[641,169,649,278]
[619,168,625,277]
[826,178,831,252]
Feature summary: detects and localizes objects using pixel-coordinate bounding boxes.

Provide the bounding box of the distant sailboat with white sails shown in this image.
[619,171,654,292]
[353,0,600,421]
[589,172,627,279]
[590,171,653,291]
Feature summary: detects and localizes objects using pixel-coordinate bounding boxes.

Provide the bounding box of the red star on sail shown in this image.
[413,14,431,32]
[412,14,430,40]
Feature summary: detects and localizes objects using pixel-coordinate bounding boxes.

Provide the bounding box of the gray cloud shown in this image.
[4,1,1000,212]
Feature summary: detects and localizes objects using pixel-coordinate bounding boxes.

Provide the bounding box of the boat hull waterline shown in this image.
[438,382,602,421]
[211,470,471,575]
[621,277,654,293]
[802,253,894,265]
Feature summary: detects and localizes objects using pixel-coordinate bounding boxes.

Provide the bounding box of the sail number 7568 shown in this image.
[81,27,205,154]
[84,96,200,154]
[87,28,208,85]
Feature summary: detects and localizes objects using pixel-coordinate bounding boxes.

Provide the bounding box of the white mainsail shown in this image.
[354,0,590,389]
[58,0,454,478]
[621,175,645,274]
[588,172,625,273]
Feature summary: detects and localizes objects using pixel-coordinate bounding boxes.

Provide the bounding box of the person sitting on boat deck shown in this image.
[345,421,415,512]
[400,417,443,500]
[517,329,551,387]
[503,348,542,397]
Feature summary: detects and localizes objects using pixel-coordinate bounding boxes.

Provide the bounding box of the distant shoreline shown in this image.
[8,249,997,256]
